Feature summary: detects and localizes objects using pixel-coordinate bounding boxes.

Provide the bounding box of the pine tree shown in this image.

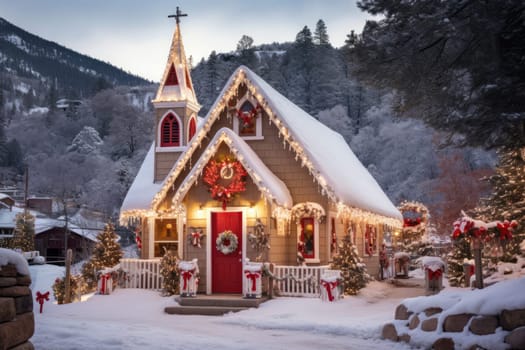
[81,222,122,290]
[313,19,330,46]
[11,212,35,252]
[160,248,180,296]
[476,147,525,261]
[331,234,370,295]
[446,237,472,287]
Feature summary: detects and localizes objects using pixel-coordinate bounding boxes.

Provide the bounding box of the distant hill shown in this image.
[0,17,149,99]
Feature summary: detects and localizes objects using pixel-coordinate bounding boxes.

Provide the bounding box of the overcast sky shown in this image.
[1,0,372,82]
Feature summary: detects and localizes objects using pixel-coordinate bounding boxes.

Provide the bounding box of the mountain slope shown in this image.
[0,17,149,96]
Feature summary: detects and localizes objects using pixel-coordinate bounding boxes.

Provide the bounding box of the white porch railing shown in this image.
[120,258,163,290]
[273,265,330,297]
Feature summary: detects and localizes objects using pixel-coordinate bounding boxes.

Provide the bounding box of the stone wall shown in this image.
[382,303,525,350]
[0,263,34,350]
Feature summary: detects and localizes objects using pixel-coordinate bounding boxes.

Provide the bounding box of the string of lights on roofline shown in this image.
[121,68,402,228]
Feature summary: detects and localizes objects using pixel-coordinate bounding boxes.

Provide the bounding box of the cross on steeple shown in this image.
[168,7,188,24]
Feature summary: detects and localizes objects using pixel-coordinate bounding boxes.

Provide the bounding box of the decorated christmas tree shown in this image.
[81,222,123,291]
[11,211,35,252]
[160,248,180,296]
[476,147,525,261]
[446,237,472,287]
[331,233,370,295]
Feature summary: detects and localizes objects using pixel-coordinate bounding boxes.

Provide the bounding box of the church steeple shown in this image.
[152,8,201,182]
[153,7,199,108]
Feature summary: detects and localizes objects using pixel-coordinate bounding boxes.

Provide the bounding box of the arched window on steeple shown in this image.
[165,64,179,86]
[160,113,180,147]
[188,117,196,142]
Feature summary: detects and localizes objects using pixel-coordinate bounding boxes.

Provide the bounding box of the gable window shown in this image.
[161,114,181,147]
[165,64,179,86]
[232,97,263,140]
[188,117,196,142]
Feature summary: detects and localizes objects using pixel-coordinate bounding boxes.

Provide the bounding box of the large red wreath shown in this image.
[203,159,247,209]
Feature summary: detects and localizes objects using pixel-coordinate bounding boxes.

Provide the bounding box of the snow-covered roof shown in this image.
[240,67,401,221]
[152,66,401,224]
[0,206,98,242]
[120,142,163,214]
[172,128,293,209]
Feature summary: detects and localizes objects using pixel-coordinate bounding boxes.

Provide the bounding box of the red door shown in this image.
[212,211,243,293]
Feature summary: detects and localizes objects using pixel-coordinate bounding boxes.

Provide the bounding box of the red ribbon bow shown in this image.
[321,280,339,302]
[181,270,194,291]
[497,220,516,240]
[36,291,50,313]
[192,232,201,247]
[244,271,260,292]
[426,268,442,280]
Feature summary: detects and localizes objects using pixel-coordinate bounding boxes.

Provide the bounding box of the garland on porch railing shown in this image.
[261,264,320,291]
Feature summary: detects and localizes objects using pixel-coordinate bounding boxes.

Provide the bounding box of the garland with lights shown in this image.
[203,159,247,210]
[216,230,238,255]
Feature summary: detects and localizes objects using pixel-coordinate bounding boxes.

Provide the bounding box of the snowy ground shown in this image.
[28,263,525,350]
[29,264,421,350]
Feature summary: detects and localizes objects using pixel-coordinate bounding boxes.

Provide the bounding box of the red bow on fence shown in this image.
[321,280,339,302]
[244,271,260,292]
[497,220,517,240]
[35,291,50,313]
[181,270,194,291]
[426,268,442,280]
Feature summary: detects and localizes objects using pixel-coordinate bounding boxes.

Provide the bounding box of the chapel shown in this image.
[120,11,402,294]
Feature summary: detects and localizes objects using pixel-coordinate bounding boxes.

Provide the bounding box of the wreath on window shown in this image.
[216,230,239,255]
[203,159,247,210]
[236,103,262,128]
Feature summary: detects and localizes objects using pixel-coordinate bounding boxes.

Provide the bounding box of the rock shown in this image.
[16,275,32,286]
[443,313,474,332]
[505,326,525,349]
[0,264,18,277]
[0,312,35,349]
[0,277,17,287]
[10,341,35,350]
[14,295,34,315]
[421,317,438,331]
[500,309,525,331]
[433,337,454,350]
[0,286,31,297]
[381,323,398,341]
[469,315,499,335]
[395,304,411,320]
[409,314,420,329]
[0,297,16,322]
[424,307,442,317]
[399,333,411,343]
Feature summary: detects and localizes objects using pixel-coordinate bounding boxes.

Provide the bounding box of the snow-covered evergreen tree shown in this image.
[11,211,35,252]
[331,233,369,295]
[476,147,525,261]
[67,126,103,154]
[81,222,122,290]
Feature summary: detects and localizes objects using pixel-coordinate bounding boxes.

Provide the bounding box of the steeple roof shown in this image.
[153,21,199,108]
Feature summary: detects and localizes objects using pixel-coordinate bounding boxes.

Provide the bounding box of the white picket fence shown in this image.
[118,259,332,298]
[120,258,163,290]
[273,265,330,297]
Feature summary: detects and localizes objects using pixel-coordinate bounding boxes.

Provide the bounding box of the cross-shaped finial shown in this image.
[168,6,188,24]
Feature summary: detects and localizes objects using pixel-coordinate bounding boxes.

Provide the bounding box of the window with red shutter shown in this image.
[188,117,196,142]
[160,114,180,147]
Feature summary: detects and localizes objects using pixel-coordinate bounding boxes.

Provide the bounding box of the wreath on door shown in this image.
[216,230,239,255]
